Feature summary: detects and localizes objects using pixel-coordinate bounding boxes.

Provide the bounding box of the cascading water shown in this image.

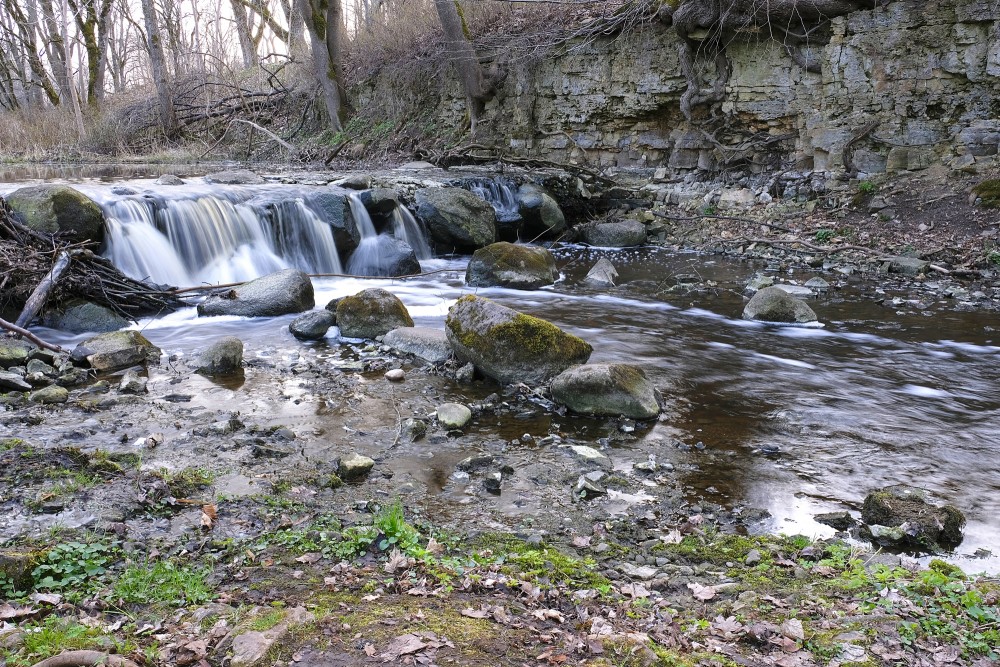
[345,192,427,276]
[391,205,432,260]
[467,178,520,222]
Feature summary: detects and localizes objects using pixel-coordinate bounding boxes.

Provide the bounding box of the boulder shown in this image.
[345,236,421,277]
[5,185,105,244]
[335,174,372,190]
[289,310,336,340]
[0,340,35,369]
[517,183,567,237]
[582,258,618,287]
[155,174,185,185]
[415,187,496,250]
[0,371,31,392]
[71,330,161,372]
[29,385,68,404]
[336,288,414,339]
[204,169,265,185]
[861,485,965,551]
[445,295,592,385]
[198,269,314,318]
[382,327,453,363]
[338,453,375,480]
[437,402,472,429]
[550,364,660,419]
[580,220,647,248]
[359,188,401,216]
[742,286,818,323]
[196,336,244,376]
[307,192,361,256]
[465,242,559,290]
[42,299,129,333]
[882,256,930,276]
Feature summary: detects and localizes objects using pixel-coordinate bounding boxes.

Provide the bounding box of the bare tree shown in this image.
[433,0,488,134]
[301,0,348,130]
[139,0,177,136]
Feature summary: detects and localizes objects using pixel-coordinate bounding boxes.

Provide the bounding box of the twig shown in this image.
[0,319,63,352]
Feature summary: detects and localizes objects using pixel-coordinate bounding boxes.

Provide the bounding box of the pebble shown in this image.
[384,369,405,382]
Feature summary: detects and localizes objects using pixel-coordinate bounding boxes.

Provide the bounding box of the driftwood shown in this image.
[29,650,139,667]
[0,317,63,352]
[15,249,77,328]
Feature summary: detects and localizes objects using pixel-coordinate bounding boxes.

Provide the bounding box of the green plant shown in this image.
[249,608,286,632]
[114,559,213,607]
[858,180,877,195]
[154,467,215,497]
[814,228,834,243]
[31,541,116,600]
[13,616,106,665]
[373,499,422,553]
[987,250,1000,267]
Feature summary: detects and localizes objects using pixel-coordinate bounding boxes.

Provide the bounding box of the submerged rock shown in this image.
[71,330,161,372]
[198,269,314,318]
[5,184,105,244]
[445,295,592,385]
[308,192,361,256]
[517,183,567,237]
[289,310,336,340]
[580,219,647,248]
[336,288,414,339]
[196,336,244,376]
[465,242,559,289]
[382,327,452,363]
[415,186,496,250]
[742,286,818,323]
[550,364,660,419]
[155,174,184,185]
[861,485,965,551]
[346,235,420,277]
[42,299,129,334]
[582,258,619,288]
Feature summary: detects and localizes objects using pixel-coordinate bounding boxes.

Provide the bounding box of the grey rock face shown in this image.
[550,364,661,419]
[742,286,818,323]
[580,220,647,248]
[198,269,315,318]
[5,185,105,244]
[196,336,244,376]
[465,242,559,290]
[336,288,413,339]
[0,371,31,392]
[308,192,361,256]
[289,310,336,340]
[346,235,420,277]
[445,295,592,385]
[415,187,496,250]
[382,327,453,363]
[582,258,618,287]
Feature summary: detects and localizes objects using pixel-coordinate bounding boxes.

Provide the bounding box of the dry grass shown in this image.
[0,108,87,161]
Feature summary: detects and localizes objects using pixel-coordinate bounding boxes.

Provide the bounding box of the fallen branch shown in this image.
[15,249,78,328]
[743,237,877,256]
[0,318,63,352]
[169,267,463,296]
[29,649,139,667]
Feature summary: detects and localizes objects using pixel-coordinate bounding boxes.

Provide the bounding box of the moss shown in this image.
[608,364,651,394]
[972,179,1000,208]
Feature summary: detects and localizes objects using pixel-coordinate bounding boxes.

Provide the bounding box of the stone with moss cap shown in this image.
[465,242,559,290]
[861,484,965,552]
[445,295,592,385]
[550,364,661,419]
[5,184,105,244]
[336,288,414,339]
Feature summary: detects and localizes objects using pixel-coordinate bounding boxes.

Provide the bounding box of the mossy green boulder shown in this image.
[550,364,661,419]
[5,185,105,244]
[445,295,592,385]
[465,242,559,290]
[336,288,413,339]
[861,485,965,552]
[71,330,161,372]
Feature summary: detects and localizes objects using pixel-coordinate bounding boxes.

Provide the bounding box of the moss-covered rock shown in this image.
[550,364,661,419]
[0,339,35,369]
[414,187,496,250]
[743,286,817,323]
[5,185,105,244]
[42,299,129,334]
[861,485,965,551]
[0,548,43,592]
[972,179,1000,208]
[198,269,315,318]
[71,330,161,372]
[445,295,592,385]
[336,288,414,339]
[465,242,559,289]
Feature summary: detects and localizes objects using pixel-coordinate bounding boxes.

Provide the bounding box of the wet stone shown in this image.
[437,402,472,429]
[289,310,336,340]
[0,371,30,392]
[30,385,68,404]
[338,453,375,480]
[403,418,427,441]
[574,475,607,499]
[384,369,405,382]
[118,370,147,394]
[484,472,503,494]
[815,511,855,531]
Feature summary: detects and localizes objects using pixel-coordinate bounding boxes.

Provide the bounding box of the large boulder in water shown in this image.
[204,169,265,185]
[861,485,965,552]
[414,187,496,250]
[196,336,244,375]
[550,364,660,419]
[197,269,314,318]
[346,236,420,277]
[580,220,647,248]
[71,330,161,372]
[308,192,361,256]
[336,288,413,339]
[465,242,558,290]
[42,299,129,333]
[517,183,566,237]
[5,185,105,244]
[445,295,592,385]
[743,286,817,324]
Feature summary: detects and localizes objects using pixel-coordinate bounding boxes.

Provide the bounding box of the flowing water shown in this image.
[5,170,1000,570]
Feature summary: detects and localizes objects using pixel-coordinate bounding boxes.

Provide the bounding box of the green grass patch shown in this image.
[114,559,214,607]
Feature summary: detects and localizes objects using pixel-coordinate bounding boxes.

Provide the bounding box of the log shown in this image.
[15,249,75,328]
[0,318,63,352]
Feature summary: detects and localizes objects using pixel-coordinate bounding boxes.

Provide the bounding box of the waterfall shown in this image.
[467,178,520,222]
[391,205,432,260]
[345,192,430,276]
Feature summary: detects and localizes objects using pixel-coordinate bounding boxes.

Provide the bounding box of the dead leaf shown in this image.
[29,593,61,605]
[200,504,216,530]
[933,646,960,663]
[384,548,412,574]
[531,609,565,623]
[425,538,444,555]
[687,582,717,601]
[571,535,591,548]
[295,552,321,564]
[361,594,381,602]
[0,604,38,620]
[363,643,376,656]
[461,608,489,619]
[620,583,650,599]
[380,633,427,661]
[710,615,744,640]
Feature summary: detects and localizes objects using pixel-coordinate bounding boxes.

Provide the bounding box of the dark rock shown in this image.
[336,288,413,339]
[382,327,452,363]
[359,188,401,216]
[308,192,361,256]
[118,370,147,394]
[465,242,559,290]
[289,310,336,340]
[861,485,965,551]
[742,286,818,323]
[42,299,129,333]
[445,295,592,385]
[198,269,314,318]
[517,183,566,237]
[196,336,244,376]
[204,169,265,185]
[346,235,420,277]
[72,330,161,372]
[403,418,427,441]
[550,364,660,419]
[0,371,31,392]
[6,184,105,244]
[580,220,647,248]
[815,511,856,531]
[415,187,496,250]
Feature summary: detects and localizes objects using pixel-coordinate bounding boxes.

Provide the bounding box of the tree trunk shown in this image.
[432,0,486,134]
[230,0,257,67]
[301,0,347,131]
[281,0,307,61]
[139,0,177,136]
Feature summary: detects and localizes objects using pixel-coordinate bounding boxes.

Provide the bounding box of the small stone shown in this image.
[0,371,31,392]
[437,402,472,429]
[483,472,502,494]
[566,445,611,467]
[814,511,855,531]
[338,453,375,481]
[457,454,497,472]
[745,549,761,565]
[574,475,607,499]
[118,370,147,394]
[196,336,244,376]
[29,385,68,404]
[804,277,830,290]
[403,418,427,441]
[455,363,475,383]
[384,369,405,382]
